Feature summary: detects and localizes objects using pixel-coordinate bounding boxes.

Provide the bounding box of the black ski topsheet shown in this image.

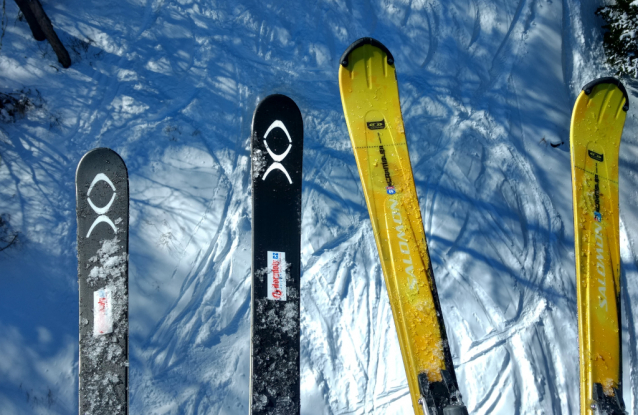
[76,148,129,415]
[250,94,303,415]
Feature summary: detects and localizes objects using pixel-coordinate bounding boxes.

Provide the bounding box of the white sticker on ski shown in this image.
[267,251,286,301]
[93,287,114,335]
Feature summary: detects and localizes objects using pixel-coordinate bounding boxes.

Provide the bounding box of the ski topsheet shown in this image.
[339,38,467,415]
[250,94,303,414]
[570,78,628,415]
[76,148,129,415]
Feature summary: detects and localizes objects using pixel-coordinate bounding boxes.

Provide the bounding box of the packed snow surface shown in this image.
[0,0,637,414]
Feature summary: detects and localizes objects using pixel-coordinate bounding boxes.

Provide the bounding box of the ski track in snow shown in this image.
[0,0,637,414]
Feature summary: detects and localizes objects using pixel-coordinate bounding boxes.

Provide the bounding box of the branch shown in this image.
[14,0,71,67]
[13,0,45,41]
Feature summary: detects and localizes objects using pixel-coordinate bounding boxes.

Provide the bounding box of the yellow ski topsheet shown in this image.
[339,40,450,414]
[570,79,627,414]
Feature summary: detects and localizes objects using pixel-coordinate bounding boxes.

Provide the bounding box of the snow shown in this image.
[88,237,126,284]
[0,0,637,414]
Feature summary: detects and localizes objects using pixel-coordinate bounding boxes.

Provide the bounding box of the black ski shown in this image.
[76,148,129,415]
[250,94,303,415]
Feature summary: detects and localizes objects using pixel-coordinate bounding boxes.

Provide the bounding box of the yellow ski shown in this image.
[570,77,628,415]
[339,38,467,415]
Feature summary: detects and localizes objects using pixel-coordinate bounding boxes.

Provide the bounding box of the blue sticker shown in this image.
[594,211,602,222]
[386,186,396,195]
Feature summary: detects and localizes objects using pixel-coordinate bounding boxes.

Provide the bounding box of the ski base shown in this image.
[76,147,129,415]
[339,37,466,415]
[570,77,628,415]
[250,94,303,415]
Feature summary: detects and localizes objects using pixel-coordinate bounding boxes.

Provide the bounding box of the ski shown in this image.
[250,94,303,414]
[338,38,468,415]
[76,148,129,415]
[570,78,628,415]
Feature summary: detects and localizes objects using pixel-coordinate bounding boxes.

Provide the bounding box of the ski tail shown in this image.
[570,78,628,415]
[339,37,467,415]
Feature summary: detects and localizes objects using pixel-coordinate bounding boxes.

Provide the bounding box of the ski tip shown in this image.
[582,77,629,111]
[253,94,300,113]
[251,94,302,132]
[340,37,394,68]
[76,147,128,179]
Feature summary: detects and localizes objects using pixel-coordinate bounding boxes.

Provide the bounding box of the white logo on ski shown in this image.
[86,173,118,237]
[93,286,114,336]
[262,120,293,184]
[267,251,287,301]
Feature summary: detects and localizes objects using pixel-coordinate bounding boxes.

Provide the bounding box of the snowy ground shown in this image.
[0,0,637,414]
